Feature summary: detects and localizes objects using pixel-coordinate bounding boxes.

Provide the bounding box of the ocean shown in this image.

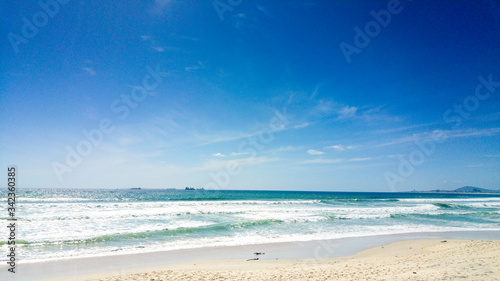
[2,188,500,264]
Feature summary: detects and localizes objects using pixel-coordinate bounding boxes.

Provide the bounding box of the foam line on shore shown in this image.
[3,230,499,281]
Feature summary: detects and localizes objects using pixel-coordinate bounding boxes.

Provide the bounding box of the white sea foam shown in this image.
[398,198,500,203]
[7,190,500,264]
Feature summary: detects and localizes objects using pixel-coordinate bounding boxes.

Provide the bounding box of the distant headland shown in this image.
[413,186,500,194]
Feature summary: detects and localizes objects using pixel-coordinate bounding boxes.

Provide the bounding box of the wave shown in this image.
[433,203,472,209]
[390,212,499,223]
[318,198,399,205]
[24,219,284,246]
[0,197,97,202]
[399,198,500,203]
[0,240,29,246]
[323,214,392,220]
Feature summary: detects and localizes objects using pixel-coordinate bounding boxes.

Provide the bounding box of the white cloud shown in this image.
[307,149,324,155]
[293,122,311,129]
[181,35,200,41]
[269,146,301,153]
[313,99,334,114]
[451,127,500,138]
[203,156,277,170]
[377,128,500,147]
[387,154,404,159]
[326,144,355,151]
[185,61,205,72]
[152,47,165,52]
[256,5,271,17]
[153,0,171,12]
[348,157,372,162]
[337,106,357,119]
[212,153,226,157]
[484,154,500,158]
[310,83,323,100]
[230,152,251,157]
[299,158,343,164]
[327,145,345,151]
[83,67,96,76]
[299,157,372,164]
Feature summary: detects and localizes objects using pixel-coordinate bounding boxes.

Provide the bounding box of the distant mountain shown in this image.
[453,186,500,193]
[421,186,500,193]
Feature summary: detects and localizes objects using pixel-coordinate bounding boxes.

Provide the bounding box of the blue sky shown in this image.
[1,0,499,191]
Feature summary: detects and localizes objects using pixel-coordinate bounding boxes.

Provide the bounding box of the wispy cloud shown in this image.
[309,83,323,100]
[231,152,251,157]
[151,0,172,14]
[348,157,372,162]
[195,130,265,147]
[387,154,404,159]
[193,109,292,146]
[293,122,312,129]
[181,35,200,41]
[230,146,302,157]
[377,127,500,147]
[307,98,398,124]
[202,156,277,171]
[140,34,171,53]
[152,47,165,52]
[371,122,437,135]
[307,149,324,155]
[185,61,205,72]
[256,5,271,17]
[337,106,357,119]
[326,144,355,151]
[83,67,96,76]
[484,154,500,158]
[299,157,372,164]
[212,153,226,157]
[451,127,500,138]
[266,146,302,154]
[299,158,343,164]
[312,99,334,114]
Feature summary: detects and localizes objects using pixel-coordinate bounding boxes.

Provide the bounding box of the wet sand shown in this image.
[5,231,499,281]
[48,239,500,281]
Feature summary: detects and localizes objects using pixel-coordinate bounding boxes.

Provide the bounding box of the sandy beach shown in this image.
[42,239,500,281]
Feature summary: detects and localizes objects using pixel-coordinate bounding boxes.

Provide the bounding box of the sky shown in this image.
[0,0,499,192]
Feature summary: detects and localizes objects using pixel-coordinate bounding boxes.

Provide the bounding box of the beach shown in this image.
[5,189,500,265]
[41,238,500,281]
[3,189,500,280]
[3,231,497,281]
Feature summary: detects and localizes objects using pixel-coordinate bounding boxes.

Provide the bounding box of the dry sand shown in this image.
[45,239,500,281]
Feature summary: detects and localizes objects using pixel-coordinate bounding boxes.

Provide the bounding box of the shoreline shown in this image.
[4,230,499,281]
[79,238,498,281]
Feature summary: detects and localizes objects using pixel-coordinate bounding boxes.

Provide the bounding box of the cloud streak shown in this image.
[377,127,500,147]
[307,149,324,155]
[326,144,355,151]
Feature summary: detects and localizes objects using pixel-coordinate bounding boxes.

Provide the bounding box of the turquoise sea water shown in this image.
[1,189,500,263]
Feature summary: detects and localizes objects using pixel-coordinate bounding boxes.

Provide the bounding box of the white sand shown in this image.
[46,239,500,281]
